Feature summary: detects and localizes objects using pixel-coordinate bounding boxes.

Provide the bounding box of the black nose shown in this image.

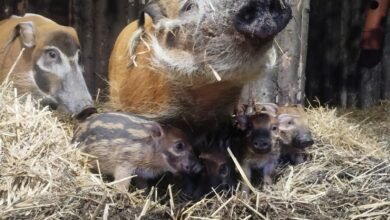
[298,133,314,148]
[75,106,97,121]
[40,97,58,110]
[253,138,272,152]
[234,0,292,39]
[185,158,203,174]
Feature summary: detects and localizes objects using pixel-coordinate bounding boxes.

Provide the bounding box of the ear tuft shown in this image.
[17,21,36,48]
[141,0,165,24]
[233,115,249,131]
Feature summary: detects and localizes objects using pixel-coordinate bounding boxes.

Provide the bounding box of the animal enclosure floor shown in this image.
[0,82,389,219]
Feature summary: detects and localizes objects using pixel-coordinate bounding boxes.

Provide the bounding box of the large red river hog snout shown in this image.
[109,0,292,131]
[235,0,292,39]
[0,14,95,119]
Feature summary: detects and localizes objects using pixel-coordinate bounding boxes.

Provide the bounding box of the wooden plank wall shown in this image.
[306,0,390,108]
[1,0,389,108]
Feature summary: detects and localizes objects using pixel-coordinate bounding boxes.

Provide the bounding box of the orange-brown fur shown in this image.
[0,14,79,85]
[109,17,173,116]
[0,14,93,116]
[108,0,292,127]
[108,17,242,120]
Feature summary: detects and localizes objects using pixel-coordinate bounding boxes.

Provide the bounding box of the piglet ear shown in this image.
[142,122,165,139]
[277,114,299,131]
[245,99,256,115]
[233,115,249,131]
[17,21,36,48]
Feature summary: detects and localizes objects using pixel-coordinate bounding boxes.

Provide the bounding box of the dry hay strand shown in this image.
[1,81,389,219]
[339,101,390,147]
[0,82,169,219]
[177,105,389,219]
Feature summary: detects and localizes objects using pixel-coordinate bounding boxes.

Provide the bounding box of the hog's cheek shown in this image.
[162,151,181,173]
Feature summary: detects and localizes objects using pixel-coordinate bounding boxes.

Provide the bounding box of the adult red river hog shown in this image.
[109,0,292,132]
[0,14,95,119]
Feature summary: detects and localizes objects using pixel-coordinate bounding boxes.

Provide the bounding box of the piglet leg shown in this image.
[262,162,276,185]
[113,165,134,192]
[292,153,305,165]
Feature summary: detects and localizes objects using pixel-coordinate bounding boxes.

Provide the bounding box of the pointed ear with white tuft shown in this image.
[16,21,36,48]
[142,122,165,139]
[233,114,249,131]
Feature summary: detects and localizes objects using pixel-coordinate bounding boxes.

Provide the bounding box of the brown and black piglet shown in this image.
[277,105,314,165]
[72,112,202,191]
[232,109,280,188]
[182,137,237,200]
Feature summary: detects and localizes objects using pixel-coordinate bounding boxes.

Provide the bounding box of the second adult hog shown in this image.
[72,112,202,191]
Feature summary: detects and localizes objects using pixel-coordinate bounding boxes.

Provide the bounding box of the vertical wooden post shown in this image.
[243,0,311,106]
[94,0,109,98]
[75,0,96,96]
[381,4,390,100]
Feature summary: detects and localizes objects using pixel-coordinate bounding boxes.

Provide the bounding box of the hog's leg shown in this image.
[113,165,135,192]
[262,161,276,185]
[292,153,305,165]
[133,177,149,189]
[181,174,200,200]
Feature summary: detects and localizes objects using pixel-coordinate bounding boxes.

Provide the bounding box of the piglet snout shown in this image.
[184,155,203,174]
[253,138,272,153]
[297,132,314,148]
[75,106,98,121]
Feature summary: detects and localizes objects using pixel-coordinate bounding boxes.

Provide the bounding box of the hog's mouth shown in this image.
[251,146,272,154]
[234,0,292,39]
[293,139,314,149]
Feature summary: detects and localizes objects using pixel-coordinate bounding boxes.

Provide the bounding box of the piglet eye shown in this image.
[181,2,194,13]
[219,164,229,177]
[272,125,278,131]
[46,49,58,60]
[175,142,185,151]
[288,121,293,125]
[185,3,193,11]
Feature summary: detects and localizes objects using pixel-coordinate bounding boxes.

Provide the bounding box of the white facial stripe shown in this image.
[150,35,198,75]
[68,49,80,62]
[36,46,82,77]
[168,147,183,157]
[68,49,83,74]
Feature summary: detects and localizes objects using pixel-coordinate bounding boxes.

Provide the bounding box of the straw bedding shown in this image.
[0,82,389,219]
